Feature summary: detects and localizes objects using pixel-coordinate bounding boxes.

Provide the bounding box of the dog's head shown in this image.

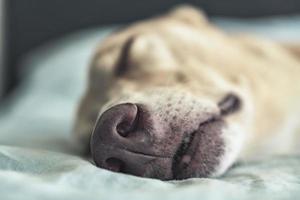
[89,12,249,180]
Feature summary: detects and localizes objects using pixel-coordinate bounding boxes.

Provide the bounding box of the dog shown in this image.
[73,5,300,180]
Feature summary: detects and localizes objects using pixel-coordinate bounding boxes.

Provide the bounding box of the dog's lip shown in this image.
[171,116,218,179]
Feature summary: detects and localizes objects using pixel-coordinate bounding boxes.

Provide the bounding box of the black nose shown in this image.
[90,103,155,176]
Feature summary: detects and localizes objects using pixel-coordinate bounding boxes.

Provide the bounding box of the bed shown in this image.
[1,16,300,199]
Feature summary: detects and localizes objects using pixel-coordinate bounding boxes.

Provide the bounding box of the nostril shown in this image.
[116,122,132,137]
[105,158,125,172]
[93,103,139,139]
[115,104,139,137]
[116,114,138,137]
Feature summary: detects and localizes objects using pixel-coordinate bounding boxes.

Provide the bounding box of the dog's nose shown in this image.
[90,103,156,176]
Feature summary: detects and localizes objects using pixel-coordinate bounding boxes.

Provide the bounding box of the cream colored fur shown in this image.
[73,5,300,174]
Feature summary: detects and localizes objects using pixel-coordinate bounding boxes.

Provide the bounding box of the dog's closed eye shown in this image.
[218,93,241,116]
[115,36,136,76]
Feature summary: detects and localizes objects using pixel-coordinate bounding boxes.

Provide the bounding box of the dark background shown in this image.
[2,0,300,97]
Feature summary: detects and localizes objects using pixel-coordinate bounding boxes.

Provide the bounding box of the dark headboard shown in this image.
[2,0,300,97]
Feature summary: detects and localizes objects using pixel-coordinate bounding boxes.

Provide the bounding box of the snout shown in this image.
[90,103,174,179]
[91,102,226,180]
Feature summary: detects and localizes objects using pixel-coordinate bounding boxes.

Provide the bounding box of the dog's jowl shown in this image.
[73,6,300,180]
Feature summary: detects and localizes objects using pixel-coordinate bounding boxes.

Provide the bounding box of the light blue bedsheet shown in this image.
[1,16,300,200]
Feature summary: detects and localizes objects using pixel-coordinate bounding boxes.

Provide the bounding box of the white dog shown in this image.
[73,6,300,180]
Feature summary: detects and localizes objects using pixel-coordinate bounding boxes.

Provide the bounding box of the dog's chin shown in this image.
[170,118,225,180]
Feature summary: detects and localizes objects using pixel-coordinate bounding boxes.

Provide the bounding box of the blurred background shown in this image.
[0,2,300,198]
[1,0,300,99]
